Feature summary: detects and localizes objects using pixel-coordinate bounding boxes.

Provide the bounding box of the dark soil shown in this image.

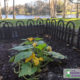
[0,39,80,80]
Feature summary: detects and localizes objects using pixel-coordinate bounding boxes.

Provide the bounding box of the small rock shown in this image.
[47,72,58,80]
[0,76,3,80]
[66,44,69,47]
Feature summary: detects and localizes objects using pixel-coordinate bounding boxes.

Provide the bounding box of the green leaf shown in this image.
[21,39,27,41]
[43,56,53,62]
[34,37,43,41]
[37,41,46,45]
[20,41,33,46]
[14,51,32,63]
[48,51,67,59]
[11,45,33,51]
[9,56,15,63]
[35,43,47,50]
[19,63,37,77]
[43,56,49,61]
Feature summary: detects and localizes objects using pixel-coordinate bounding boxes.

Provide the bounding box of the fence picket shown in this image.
[0,19,80,49]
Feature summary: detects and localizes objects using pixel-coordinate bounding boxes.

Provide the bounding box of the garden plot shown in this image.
[0,38,80,80]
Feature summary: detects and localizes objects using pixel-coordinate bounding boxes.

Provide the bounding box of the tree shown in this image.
[69,0,79,18]
[76,3,79,18]
[4,0,9,19]
[13,0,16,19]
[50,0,56,18]
[56,0,63,13]
[0,1,2,19]
[63,0,66,18]
[34,0,45,15]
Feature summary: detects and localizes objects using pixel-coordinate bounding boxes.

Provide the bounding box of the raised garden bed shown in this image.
[0,37,80,80]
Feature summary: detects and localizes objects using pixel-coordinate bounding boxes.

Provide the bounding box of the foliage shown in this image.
[1,0,75,16]
[9,37,67,80]
[56,0,64,13]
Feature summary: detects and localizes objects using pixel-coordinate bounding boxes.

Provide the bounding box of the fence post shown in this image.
[65,21,75,46]
[77,27,80,49]
[51,19,56,40]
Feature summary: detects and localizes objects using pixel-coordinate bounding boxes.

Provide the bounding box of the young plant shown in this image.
[9,37,67,80]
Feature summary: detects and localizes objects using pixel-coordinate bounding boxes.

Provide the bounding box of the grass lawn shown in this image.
[55,18,80,29]
[0,18,80,29]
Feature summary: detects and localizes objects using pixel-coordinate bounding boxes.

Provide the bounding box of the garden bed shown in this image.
[0,39,80,80]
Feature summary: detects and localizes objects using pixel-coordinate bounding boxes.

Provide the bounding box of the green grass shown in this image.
[0,19,28,26]
[0,18,80,29]
[55,18,80,29]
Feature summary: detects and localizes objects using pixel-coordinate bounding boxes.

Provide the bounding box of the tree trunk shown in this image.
[76,3,79,18]
[13,0,16,19]
[63,0,66,18]
[0,1,2,19]
[50,0,56,18]
[4,0,8,19]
